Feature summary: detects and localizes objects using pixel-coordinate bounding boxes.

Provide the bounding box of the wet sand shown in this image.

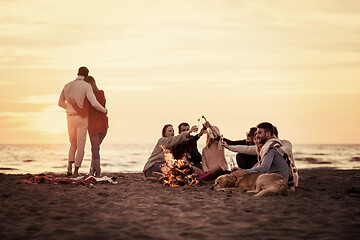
[0,168,359,240]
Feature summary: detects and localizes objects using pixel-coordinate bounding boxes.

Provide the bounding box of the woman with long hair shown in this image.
[143,124,198,178]
[192,121,228,180]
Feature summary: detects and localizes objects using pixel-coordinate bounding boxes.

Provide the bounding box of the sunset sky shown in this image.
[0,0,359,145]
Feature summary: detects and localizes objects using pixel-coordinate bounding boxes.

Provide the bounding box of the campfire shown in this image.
[157,146,200,187]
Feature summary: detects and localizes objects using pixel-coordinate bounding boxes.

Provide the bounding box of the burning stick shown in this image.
[159,145,200,187]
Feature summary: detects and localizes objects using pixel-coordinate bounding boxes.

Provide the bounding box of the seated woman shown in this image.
[143,124,198,178]
[192,121,229,180]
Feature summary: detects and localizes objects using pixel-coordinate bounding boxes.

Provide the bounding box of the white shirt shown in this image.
[58,76,106,114]
[227,139,293,158]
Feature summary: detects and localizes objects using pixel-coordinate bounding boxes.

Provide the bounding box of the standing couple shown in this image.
[58,67,109,177]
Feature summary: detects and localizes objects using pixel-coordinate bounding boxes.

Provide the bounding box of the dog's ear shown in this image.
[226,176,236,188]
[210,181,219,190]
[233,175,246,187]
[229,174,237,182]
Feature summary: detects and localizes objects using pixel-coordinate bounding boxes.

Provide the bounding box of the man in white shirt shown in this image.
[58,66,107,176]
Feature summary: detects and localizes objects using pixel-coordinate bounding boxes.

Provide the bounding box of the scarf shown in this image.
[258,138,299,191]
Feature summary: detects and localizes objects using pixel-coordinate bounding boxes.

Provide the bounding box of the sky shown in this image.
[0,0,359,145]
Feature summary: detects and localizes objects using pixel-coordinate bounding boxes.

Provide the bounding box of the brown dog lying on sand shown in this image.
[211,172,289,197]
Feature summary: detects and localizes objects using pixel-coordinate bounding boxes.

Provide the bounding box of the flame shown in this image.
[159,145,199,187]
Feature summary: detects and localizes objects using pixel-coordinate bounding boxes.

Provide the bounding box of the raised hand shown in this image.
[186,125,198,136]
[190,125,198,133]
[198,126,205,137]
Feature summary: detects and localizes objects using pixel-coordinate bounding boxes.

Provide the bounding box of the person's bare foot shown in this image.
[73,167,80,177]
[67,161,74,176]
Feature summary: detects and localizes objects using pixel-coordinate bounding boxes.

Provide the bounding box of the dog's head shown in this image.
[211,174,236,190]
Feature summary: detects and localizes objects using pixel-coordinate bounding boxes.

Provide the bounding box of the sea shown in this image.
[0,144,359,175]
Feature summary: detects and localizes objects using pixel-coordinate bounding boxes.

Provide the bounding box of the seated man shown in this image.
[223,124,299,190]
[231,122,290,183]
[171,122,205,168]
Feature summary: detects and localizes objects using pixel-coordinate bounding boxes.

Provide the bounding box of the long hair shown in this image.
[85,76,99,94]
[162,124,172,137]
[205,126,220,148]
[247,127,257,145]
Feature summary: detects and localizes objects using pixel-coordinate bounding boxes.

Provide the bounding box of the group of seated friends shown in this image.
[143,120,298,190]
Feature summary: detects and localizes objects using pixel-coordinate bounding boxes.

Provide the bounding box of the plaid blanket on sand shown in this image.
[20,174,117,186]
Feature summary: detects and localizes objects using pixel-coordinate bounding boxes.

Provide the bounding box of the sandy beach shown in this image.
[0,168,359,240]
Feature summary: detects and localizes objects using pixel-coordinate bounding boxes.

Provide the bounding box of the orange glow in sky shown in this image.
[0,1,359,144]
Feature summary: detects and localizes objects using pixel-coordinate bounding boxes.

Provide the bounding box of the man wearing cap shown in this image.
[58,66,107,176]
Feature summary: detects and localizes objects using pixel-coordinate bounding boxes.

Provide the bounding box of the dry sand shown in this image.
[0,168,359,240]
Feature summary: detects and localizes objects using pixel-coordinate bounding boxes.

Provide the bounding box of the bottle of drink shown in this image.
[202,115,214,138]
[196,118,201,133]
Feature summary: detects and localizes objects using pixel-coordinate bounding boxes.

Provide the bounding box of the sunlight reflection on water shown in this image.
[0,144,359,174]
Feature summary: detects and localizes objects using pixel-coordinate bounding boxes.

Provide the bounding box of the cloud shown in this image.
[0,80,11,85]
[0,54,47,68]
[0,111,37,131]
[0,105,66,133]
[105,84,168,92]
[17,94,59,104]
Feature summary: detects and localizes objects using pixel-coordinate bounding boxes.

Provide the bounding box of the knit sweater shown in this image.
[143,132,188,173]
[246,148,289,181]
[70,90,108,135]
[226,139,293,157]
[171,135,202,165]
[201,142,228,172]
[256,138,299,190]
[58,76,106,114]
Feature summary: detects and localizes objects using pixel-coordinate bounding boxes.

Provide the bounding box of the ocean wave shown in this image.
[101,163,114,167]
[22,159,35,162]
[350,157,360,162]
[53,165,67,168]
[1,144,359,174]
[295,157,331,164]
[0,167,17,171]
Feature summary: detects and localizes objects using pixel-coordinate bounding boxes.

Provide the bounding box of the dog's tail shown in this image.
[254,179,289,197]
